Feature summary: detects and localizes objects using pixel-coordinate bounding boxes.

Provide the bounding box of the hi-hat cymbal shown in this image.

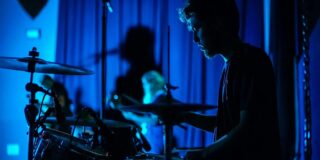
[45,117,135,128]
[0,57,93,75]
[119,103,216,114]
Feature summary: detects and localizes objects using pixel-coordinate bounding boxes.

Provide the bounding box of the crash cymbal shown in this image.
[0,57,93,75]
[119,103,216,113]
[44,117,135,128]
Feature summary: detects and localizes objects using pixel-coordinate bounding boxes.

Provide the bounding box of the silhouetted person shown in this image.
[114,26,161,106]
[178,0,281,159]
[104,26,162,158]
[106,26,161,124]
[122,70,166,154]
[122,70,180,154]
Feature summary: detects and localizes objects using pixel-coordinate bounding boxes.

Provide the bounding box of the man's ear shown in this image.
[207,17,224,31]
[209,18,236,39]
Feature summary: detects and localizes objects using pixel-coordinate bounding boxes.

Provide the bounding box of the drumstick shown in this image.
[173,147,205,152]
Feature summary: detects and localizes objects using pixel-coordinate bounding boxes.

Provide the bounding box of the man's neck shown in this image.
[221,39,242,62]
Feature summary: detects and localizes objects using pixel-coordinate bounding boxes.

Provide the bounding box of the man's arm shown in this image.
[122,111,158,125]
[186,110,249,159]
[180,112,216,132]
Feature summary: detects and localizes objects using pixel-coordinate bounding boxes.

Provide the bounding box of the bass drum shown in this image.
[33,128,108,160]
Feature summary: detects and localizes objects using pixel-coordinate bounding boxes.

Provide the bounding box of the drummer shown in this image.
[178,0,281,159]
[122,70,166,125]
[122,70,179,154]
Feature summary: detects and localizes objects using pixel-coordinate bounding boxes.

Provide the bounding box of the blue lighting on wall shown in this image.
[0,0,59,159]
[26,28,41,39]
[6,144,20,156]
[263,0,270,54]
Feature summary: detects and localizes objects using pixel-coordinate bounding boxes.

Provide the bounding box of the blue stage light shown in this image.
[26,28,41,39]
[6,144,19,156]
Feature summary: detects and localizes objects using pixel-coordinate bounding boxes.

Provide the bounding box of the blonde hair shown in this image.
[141,70,165,104]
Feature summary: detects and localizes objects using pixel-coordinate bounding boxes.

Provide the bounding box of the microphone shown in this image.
[103,0,113,13]
[26,83,54,96]
[42,107,54,119]
[35,107,54,127]
[106,1,113,13]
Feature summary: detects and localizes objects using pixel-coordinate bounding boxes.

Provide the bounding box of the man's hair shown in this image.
[179,0,240,36]
[142,70,165,93]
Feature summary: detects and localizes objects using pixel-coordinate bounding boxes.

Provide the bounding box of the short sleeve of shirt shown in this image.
[229,47,274,113]
[233,63,256,111]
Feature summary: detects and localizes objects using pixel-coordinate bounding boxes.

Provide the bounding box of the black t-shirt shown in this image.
[215,43,281,159]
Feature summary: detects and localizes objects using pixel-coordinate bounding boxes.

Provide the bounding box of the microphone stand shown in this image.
[162,25,183,160]
[163,25,173,160]
[101,0,113,120]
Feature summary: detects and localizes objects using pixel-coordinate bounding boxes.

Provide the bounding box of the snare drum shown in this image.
[33,128,108,160]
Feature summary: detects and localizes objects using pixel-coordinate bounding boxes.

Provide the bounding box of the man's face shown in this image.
[187,15,224,58]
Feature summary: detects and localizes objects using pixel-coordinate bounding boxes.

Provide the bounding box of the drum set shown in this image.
[0,47,215,160]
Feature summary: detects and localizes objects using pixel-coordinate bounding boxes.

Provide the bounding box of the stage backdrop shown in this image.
[0,0,59,159]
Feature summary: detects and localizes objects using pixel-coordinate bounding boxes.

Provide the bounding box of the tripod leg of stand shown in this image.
[28,124,35,160]
[163,124,173,160]
[25,104,38,160]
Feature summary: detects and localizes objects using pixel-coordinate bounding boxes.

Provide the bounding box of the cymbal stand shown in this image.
[162,115,174,160]
[24,47,39,160]
[163,25,173,160]
[163,84,174,159]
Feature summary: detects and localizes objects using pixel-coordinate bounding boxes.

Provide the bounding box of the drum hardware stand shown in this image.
[24,47,40,160]
[162,83,178,160]
[162,25,187,160]
[0,47,93,160]
[101,0,113,120]
[24,48,57,160]
[163,25,173,160]
[162,113,174,160]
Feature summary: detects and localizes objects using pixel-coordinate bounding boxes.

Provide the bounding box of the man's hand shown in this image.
[184,149,206,160]
[177,112,216,132]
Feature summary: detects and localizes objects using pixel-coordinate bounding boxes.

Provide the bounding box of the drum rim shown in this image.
[43,128,87,144]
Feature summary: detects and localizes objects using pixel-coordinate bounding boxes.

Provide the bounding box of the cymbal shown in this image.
[119,103,216,114]
[0,57,93,75]
[44,117,135,128]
